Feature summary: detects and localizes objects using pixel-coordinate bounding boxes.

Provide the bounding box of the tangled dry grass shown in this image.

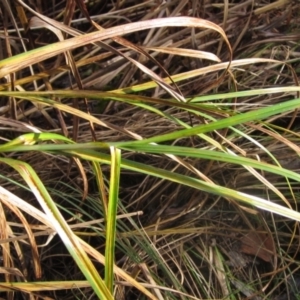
[1,0,300,299]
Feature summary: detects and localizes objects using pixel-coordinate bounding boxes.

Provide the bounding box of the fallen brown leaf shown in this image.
[240,230,275,263]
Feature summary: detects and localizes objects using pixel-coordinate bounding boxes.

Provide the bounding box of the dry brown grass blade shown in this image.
[0,201,11,285]
[63,1,96,142]
[92,20,186,102]
[71,156,88,201]
[2,199,41,279]
[143,46,221,62]
[0,267,23,277]
[12,9,69,134]
[29,16,89,141]
[0,0,17,121]
[231,0,254,52]
[93,162,109,220]
[17,4,232,101]
[254,0,290,15]
[0,116,41,132]
[139,263,164,300]
[213,245,229,297]
[0,212,143,247]
[113,57,285,94]
[63,0,76,28]
[74,0,93,24]
[0,17,232,77]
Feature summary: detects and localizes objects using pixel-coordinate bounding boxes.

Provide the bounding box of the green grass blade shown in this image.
[119,144,300,182]
[2,140,299,183]
[114,97,300,146]
[62,150,300,221]
[105,147,121,293]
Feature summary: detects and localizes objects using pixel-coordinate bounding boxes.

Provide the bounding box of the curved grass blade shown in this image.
[0,17,231,78]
